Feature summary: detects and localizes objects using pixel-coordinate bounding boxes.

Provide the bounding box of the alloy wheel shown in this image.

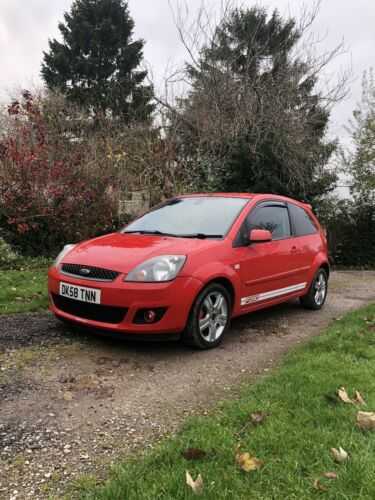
[198,291,229,342]
[314,271,327,306]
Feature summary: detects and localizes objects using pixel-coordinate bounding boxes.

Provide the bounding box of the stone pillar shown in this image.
[119,190,150,219]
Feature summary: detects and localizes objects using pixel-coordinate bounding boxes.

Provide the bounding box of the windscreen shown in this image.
[122,197,249,238]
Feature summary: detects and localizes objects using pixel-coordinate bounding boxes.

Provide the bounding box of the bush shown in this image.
[0,92,117,256]
[317,197,375,268]
[0,91,191,257]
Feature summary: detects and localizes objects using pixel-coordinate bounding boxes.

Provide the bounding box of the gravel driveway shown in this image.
[1,271,375,499]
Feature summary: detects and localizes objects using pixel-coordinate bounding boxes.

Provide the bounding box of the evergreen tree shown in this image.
[347,69,375,203]
[173,7,337,202]
[41,0,154,122]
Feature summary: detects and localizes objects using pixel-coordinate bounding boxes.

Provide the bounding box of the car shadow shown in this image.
[57,298,307,358]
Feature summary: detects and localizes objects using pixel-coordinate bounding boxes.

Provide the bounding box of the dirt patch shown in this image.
[0,271,374,499]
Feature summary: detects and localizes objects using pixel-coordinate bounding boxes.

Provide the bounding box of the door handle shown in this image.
[291,246,299,254]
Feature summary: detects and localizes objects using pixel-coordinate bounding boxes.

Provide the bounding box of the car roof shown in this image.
[178,192,311,208]
[178,193,254,199]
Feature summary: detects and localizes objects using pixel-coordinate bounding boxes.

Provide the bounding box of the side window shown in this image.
[247,205,291,240]
[288,204,317,236]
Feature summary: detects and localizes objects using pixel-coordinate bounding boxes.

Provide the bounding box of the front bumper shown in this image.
[48,267,203,335]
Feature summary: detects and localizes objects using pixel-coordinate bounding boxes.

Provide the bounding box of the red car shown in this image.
[48,193,329,349]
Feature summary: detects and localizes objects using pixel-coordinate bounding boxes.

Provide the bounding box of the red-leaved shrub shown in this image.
[0,92,117,255]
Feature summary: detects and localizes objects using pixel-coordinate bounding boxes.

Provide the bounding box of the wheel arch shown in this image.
[193,276,236,314]
[208,277,235,310]
[189,261,241,315]
[309,254,330,285]
[320,261,330,279]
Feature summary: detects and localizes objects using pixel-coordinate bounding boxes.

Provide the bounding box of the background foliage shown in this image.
[0,90,186,257]
[0,92,116,255]
[172,7,338,203]
[322,69,375,268]
[317,198,375,267]
[0,2,373,267]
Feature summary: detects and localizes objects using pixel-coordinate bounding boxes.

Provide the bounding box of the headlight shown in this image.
[54,244,76,267]
[125,255,186,282]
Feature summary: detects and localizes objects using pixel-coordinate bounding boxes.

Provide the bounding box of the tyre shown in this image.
[300,268,328,310]
[182,283,231,349]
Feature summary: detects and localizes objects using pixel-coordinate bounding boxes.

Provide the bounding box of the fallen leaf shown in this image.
[250,411,268,425]
[323,472,338,480]
[354,391,366,406]
[337,387,353,404]
[186,471,203,495]
[182,448,207,461]
[75,374,100,390]
[331,447,348,463]
[63,391,73,401]
[235,446,263,472]
[357,411,375,431]
[313,478,328,492]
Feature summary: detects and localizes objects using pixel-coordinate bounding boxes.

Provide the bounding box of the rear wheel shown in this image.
[300,268,328,310]
[182,283,231,349]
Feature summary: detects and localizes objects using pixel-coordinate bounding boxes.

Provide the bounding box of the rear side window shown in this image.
[247,205,291,240]
[288,203,317,236]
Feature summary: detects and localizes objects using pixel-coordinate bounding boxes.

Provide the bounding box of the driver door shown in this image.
[234,202,307,309]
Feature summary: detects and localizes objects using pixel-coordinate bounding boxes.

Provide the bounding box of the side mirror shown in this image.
[249,229,272,243]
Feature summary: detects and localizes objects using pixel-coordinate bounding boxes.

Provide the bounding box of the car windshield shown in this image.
[122,197,249,238]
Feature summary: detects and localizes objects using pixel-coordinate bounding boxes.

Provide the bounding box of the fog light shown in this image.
[133,307,167,325]
[144,309,157,323]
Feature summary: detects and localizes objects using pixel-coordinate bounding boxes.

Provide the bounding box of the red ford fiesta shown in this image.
[48,193,329,349]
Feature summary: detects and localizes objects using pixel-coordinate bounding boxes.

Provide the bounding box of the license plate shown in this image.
[59,282,101,304]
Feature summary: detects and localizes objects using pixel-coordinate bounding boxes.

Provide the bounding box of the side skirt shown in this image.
[240,282,307,307]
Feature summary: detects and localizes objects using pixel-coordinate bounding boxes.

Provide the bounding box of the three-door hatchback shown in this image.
[48,193,329,349]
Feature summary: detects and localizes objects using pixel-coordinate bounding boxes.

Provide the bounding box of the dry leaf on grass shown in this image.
[186,471,203,495]
[250,411,269,426]
[182,448,207,461]
[336,387,366,406]
[337,387,353,404]
[354,391,366,406]
[235,446,263,472]
[357,411,375,431]
[313,479,328,492]
[331,447,348,463]
[323,472,338,480]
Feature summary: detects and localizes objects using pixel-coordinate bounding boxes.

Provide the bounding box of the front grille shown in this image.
[52,294,127,324]
[61,263,120,282]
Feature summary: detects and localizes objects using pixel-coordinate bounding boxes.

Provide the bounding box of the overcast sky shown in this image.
[0,0,374,142]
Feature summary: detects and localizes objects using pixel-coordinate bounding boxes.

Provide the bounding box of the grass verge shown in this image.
[0,259,49,314]
[77,304,375,500]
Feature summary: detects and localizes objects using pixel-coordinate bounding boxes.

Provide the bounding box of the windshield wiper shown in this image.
[123,230,179,237]
[123,231,223,239]
[178,233,223,239]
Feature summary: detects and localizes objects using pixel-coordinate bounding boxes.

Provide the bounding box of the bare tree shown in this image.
[155,0,350,200]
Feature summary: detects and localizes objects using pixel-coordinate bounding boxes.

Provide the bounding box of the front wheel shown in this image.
[182,283,231,349]
[300,268,328,310]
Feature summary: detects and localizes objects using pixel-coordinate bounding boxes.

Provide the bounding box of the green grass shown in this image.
[77,305,375,500]
[0,260,49,314]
